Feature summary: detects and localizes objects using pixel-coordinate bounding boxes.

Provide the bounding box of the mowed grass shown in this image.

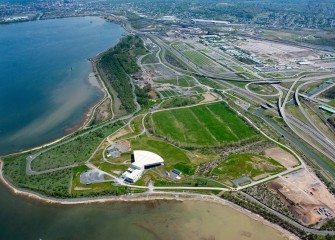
[183,50,217,67]
[151,102,257,147]
[158,90,179,98]
[212,153,285,183]
[131,136,196,175]
[156,76,195,87]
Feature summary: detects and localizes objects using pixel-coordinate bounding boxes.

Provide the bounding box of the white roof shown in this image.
[132,150,164,168]
[123,168,144,181]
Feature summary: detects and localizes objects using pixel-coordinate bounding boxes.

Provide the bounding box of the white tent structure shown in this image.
[131,150,164,170]
[121,151,164,184]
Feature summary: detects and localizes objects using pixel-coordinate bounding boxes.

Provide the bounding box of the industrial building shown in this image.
[121,150,164,184]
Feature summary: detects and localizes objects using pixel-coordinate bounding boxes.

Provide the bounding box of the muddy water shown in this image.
[0,184,292,240]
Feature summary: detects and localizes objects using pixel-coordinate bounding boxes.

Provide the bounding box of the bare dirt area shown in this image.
[267,169,335,226]
[148,90,158,99]
[94,98,112,123]
[234,38,321,65]
[264,147,298,168]
[74,187,90,191]
[201,93,217,103]
[108,127,132,142]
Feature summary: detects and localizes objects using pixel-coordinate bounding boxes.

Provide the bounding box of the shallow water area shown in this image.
[0,183,292,240]
[0,17,124,155]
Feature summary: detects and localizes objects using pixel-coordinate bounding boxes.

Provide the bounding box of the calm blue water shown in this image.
[0,17,125,155]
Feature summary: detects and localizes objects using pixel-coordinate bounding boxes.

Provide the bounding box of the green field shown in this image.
[161,95,203,109]
[158,90,180,98]
[248,83,277,95]
[131,136,195,174]
[212,153,285,184]
[328,100,335,107]
[197,77,225,89]
[242,72,258,79]
[156,76,195,87]
[151,102,257,147]
[4,151,73,197]
[231,66,244,72]
[31,122,122,171]
[183,50,218,67]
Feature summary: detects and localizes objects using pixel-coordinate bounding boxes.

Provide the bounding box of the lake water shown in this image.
[0,184,291,240]
[0,17,125,155]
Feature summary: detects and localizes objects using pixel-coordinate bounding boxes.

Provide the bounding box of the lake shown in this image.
[0,17,124,155]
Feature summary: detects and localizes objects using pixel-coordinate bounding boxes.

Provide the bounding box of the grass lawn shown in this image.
[130,136,195,175]
[31,122,122,171]
[156,76,195,87]
[151,102,257,147]
[248,83,277,95]
[161,95,203,109]
[328,100,335,107]
[158,90,179,98]
[243,72,258,79]
[212,153,285,183]
[196,77,225,89]
[183,50,223,71]
[231,66,244,72]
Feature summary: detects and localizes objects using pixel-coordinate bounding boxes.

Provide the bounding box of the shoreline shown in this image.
[0,25,119,159]
[0,63,108,159]
[0,159,298,239]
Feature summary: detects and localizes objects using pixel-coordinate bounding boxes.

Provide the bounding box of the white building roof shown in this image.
[122,168,144,183]
[132,150,164,169]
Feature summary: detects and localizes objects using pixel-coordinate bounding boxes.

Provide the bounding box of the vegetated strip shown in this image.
[97,35,147,113]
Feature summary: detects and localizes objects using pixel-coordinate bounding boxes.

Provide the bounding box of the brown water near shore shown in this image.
[0,179,296,240]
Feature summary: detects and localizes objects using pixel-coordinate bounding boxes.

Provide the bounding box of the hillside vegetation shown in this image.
[98,35,147,113]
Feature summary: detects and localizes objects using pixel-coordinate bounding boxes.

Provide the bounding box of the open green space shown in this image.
[158,90,179,98]
[4,152,73,197]
[155,76,195,87]
[328,100,335,108]
[212,153,285,184]
[141,52,159,64]
[161,95,203,109]
[130,136,195,174]
[151,102,257,147]
[197,76,225,89]
[183,50,219,68]
[242,72,258,79]
[31,122,122,171]
[231,66,244,72]
[248,83,277,95]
